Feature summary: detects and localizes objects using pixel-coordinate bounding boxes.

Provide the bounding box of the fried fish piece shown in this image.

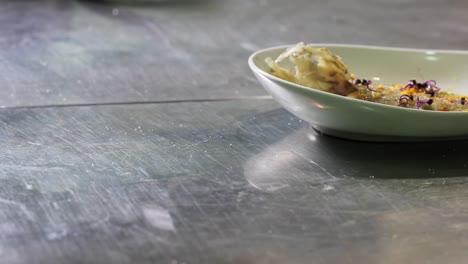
[266,42,357,96]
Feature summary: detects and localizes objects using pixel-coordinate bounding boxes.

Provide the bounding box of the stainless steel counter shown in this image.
[2,0,468,263]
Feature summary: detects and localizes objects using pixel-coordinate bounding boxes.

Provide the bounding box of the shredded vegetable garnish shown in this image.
[402,79,418,90]
[265,42,468,111]
[399,94,414,106]
[424,80,441,97]
[355,79,376,92]
[415,97,434,109]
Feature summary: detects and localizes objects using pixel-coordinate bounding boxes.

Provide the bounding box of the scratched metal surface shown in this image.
[3,0,468,263]
[2,99,468,264]
[1,0,468,107]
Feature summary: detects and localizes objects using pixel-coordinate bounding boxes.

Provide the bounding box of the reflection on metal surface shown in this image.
[244,149,294,192]
[312,133,468,179]
[307,133,317,142]
[242,108,468,181]
[243,127,338,192]
[142,204,175,231]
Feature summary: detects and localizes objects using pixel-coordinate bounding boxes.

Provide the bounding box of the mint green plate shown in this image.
[248,44,468,142]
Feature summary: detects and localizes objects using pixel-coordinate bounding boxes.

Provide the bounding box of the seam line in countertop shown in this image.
[0,96,273,110]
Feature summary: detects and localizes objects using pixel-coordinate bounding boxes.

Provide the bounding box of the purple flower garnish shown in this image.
[362,79,372,86]
[415,96,434,109]
[424,80,441,96]
[401,79,417,90]
[399,94,414,106]
[355,78,375,92]
[401,79,441,96]
[462,97,466,105]
[424,80,440,92]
